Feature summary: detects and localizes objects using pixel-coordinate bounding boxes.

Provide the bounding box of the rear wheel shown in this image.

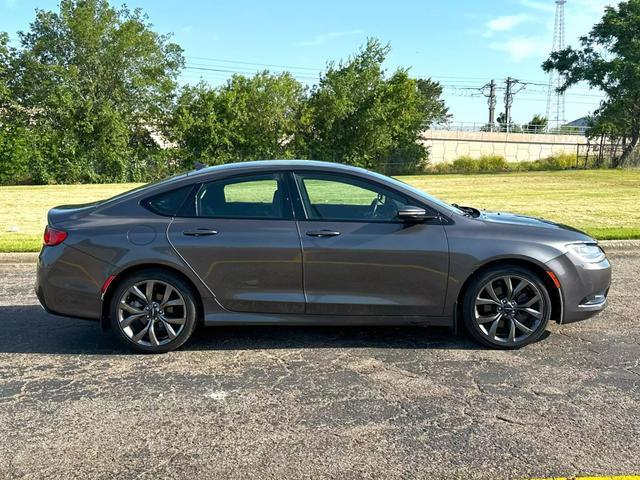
[462,265,551,349]
[110,270,198,353]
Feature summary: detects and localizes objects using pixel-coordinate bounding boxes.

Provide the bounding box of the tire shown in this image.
[110,269,199,353]
[462,265,551,349]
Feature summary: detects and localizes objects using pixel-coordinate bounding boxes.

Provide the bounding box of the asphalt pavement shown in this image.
[0,252,638,479]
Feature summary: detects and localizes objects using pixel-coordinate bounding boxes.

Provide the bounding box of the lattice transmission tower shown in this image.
[546,0,567,130]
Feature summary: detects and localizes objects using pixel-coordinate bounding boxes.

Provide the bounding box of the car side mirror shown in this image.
[397,206,438,222]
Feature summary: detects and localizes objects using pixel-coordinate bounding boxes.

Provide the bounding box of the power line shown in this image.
[184,65,319,80]
[180,63,606,111]
[185,55,495,82]
[181,54,603,96]
[185,55,321,72]
[181,75,605,106]
[183,53,600,87]
[184,65,604,96]
[185,54,570,85]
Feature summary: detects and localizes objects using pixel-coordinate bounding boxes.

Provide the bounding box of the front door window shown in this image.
[295,173,412,222]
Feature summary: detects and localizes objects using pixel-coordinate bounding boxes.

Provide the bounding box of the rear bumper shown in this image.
[35,245,111,321]
[546,253,611,324]
[35,280,56,315]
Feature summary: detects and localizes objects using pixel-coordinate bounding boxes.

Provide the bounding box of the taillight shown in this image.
[43,226,68,246]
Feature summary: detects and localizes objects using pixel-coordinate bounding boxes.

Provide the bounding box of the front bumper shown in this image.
[546,252,611,324]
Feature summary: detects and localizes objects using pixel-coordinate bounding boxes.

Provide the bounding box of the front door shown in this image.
[292,172,449,316]
[168,172,304,314]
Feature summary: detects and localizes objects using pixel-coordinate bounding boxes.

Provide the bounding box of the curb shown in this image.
[0,252,39,264]
[1,240,638,264]
[599,239,640,252]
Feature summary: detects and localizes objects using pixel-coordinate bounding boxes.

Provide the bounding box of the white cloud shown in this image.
[489,37,545,62]
[485,14,530,35]
[3,0,17,7]
[295,30,363,47]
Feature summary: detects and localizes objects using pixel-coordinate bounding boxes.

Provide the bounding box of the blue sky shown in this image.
[1,0,620,124]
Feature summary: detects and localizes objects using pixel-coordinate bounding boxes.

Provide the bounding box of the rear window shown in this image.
[143,186,193,216]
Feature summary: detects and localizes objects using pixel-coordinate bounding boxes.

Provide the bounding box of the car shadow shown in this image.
[0,305,486,355]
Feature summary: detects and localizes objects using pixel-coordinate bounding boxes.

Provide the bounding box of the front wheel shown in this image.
[462,265,551,349]
[110,270,198,353]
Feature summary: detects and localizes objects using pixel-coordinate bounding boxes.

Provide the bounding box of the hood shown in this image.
[47,202,101,226]
[479,211,592,238]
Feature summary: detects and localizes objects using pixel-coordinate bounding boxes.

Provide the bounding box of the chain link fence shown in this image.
[430,121,587,136]
[577,139,624,168]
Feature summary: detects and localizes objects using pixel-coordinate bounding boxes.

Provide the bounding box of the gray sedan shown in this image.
[35,160,611,353]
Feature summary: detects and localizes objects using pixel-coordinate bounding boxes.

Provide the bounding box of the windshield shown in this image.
[368,171,467,216]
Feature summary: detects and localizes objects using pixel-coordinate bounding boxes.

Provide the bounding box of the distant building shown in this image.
[564,116,590,134]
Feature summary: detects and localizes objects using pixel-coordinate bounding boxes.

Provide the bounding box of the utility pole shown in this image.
[504,77,518,133]
[481,80,497,131]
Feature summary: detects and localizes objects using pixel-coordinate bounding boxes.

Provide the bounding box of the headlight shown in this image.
[566,243,606,263]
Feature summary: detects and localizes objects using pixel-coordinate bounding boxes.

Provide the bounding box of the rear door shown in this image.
[168,172,305,314]
[292,171,449,316]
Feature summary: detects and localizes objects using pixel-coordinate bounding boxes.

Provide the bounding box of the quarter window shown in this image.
[196,174,289,219]
[143,185,193,216]
[295,173,411,222]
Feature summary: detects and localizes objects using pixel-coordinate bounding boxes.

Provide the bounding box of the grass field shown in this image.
[1,169,639,252]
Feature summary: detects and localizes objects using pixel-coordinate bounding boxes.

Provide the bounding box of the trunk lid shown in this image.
[47,201,102,226]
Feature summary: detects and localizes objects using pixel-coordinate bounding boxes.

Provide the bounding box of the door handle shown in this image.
[306,230,340,237]
[183,228,218,237]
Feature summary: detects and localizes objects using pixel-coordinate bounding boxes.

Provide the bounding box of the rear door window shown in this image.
[195,174,290,219]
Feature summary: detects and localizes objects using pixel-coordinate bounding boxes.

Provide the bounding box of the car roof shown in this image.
[99,160,374,207]
[187,160,370,177]
[102,160,374,208]
[99,159,464,219]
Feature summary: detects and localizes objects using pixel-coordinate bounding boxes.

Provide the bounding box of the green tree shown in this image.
[168,83,223,168]
[169,72,308,167]
[585,108,629,166]
[304,38,448,173]
[525,114,548,133]
[11,0,184,183]
[0,32,32,184]
[416,78,450,126]
[0,33,9,106]
[496,112,522,133]
[542,0,640,166]
[217,72,309,162]
[0,33,13,182]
